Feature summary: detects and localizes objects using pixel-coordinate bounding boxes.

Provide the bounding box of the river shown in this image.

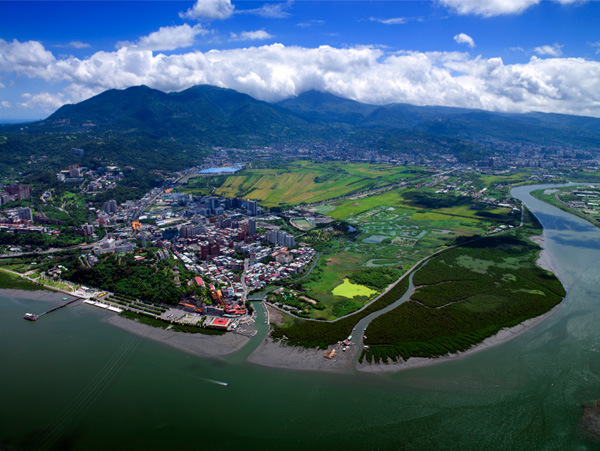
[1,184,599,450]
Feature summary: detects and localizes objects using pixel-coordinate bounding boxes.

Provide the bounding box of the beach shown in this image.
[106,314,250,358]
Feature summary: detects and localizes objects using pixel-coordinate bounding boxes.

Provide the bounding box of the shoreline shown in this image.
[106,314,251,358]
[247,337,357,372]
[356,303,561,373]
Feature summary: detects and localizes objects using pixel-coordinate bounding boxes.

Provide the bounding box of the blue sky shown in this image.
[1,0,600,121]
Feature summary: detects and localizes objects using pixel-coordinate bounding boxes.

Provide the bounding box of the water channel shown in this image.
[1,184,600,450]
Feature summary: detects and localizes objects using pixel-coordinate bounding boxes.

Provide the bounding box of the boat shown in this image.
[23,313,38,321]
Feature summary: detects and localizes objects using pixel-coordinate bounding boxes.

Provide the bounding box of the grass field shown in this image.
[331,278,377,298]
[214,167,385,207]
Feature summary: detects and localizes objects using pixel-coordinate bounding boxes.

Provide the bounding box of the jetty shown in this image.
[23,298,79,321]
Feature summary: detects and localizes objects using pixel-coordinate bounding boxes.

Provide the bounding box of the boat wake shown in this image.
[204,378,229,386]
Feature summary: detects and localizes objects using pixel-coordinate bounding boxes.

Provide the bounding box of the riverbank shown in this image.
[106,314,251,358]
[356,303,561,373]
[529,235,554,272]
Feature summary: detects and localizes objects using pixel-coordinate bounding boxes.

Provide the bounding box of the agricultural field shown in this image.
[297,180,519,319]
[214,167,386,208]
[293,160,430,182]
[360,209,565,364]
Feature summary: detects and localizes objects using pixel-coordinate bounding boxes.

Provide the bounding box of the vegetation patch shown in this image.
[0,270,47,292]
[360,209,566,364]
[332,278,377,299]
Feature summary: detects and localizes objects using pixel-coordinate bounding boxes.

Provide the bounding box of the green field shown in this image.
[214,167,385,207]
[360,209,565,364]
[299,184,518,318]
[331,278,377,298]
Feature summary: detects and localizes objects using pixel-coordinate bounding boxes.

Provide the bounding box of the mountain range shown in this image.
[2,84,600,175]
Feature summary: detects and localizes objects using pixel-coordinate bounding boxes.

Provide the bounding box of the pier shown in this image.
[23,298,79,321]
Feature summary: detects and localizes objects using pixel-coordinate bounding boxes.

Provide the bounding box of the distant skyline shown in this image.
[1,0,600,121]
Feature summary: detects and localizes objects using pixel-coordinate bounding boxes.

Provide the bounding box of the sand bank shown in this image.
[529,235,554,272]
[107,315,250,358]
[247,337,357,372]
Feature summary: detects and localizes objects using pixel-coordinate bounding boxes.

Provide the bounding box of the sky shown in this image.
[1,0,600,121]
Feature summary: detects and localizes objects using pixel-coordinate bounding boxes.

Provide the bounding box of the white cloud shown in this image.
[237,1,293,18]
[439,0,587,17]
[590,41,600,54]
[369,17,407,25]
[1,101,11,108]
[0,39,56,77]
[230,30,273,41]
[535,43,563,57]
[18,92,65,110]
[454,33,475,48]
[296,20,325,28]
[4,40,600,118]
[180,0,234,20]
[55,41,91,49]
[126,24,208,51]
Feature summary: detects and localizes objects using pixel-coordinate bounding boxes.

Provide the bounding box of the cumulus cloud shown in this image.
[535,43,563,57]
[122,24,208,51]
[0,39,56,77]
[369,17,407,25]
[3,39,600,118]
[237,1,293,18]
[439,0,587,17]
[454,33,475,48]
[230,30,273,41]
[180,0,234,20]
[18,92,65,109]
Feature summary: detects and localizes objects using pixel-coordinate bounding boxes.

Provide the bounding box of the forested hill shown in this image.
[2,84,600,176]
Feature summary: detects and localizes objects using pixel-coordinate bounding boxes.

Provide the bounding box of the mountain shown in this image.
[277,90,378,124]
[3,84,600,178]
[280,91,600,148]
[47,85,313,145]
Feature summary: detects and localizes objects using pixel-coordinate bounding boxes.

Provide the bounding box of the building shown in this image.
[248,219,256,236]
[5,184,30,200]
[71,147,85,156]
[103,199,118,214]
[69,165,81,178]
[247,200,258,216]
[81,223,94,236]
[162,227,179,240]
[17,207,32,221]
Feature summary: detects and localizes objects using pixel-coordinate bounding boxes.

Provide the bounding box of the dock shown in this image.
[24,298,79,321]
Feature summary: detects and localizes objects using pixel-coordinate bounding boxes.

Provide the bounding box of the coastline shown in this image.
[106,314,251,358]
[355,303,561,373]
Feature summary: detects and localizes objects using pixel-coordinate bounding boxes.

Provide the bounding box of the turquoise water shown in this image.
[1,184,600,450]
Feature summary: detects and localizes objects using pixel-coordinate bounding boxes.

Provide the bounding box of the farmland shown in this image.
[298,177,520,318]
